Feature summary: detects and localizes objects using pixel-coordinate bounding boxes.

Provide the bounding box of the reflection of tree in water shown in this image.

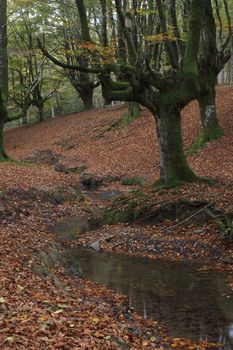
[67,248,233,349]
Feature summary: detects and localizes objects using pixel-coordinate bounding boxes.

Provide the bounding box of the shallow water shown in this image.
[47,216,90,240]
[83,190,123,201]
[47,190,122,239]
[65,248,233,349]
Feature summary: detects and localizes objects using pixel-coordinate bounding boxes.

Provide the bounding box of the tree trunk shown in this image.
[0,118,7,161]
[156,106,196,186]
[189,76,223,154]
[79,87,94,110]
[126,102,140,119]
[38,105,45,121]
[198,85,223,141]
[22,111,28,124]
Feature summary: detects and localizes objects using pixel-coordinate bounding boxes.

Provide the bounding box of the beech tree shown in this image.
[60,0,97,109]
[191,0,232,152]
[40,0,207,187]
[100,0,204,187]
[13,7,61,121]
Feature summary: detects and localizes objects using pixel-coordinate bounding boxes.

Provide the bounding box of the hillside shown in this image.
[0,86,232,349]
[4,86,233,184]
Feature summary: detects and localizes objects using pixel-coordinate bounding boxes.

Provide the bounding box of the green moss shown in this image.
[219,215,233,241]
[52,188,84,204]
[157,163,197,190]
[104,106,140,134]
[153,180,184,191]
[188,127,224,155]
[129,188,144,196]
[120,113,136,125]
[103,200,138,224]
[0,152,11,162]
[155,106,197,187]
[121,176,144,186]
[197,176,217,185]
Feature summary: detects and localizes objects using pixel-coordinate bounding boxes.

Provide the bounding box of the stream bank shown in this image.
[31,185,233,349]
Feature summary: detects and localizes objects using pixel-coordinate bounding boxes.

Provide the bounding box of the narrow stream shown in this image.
[63,248,233,349]
[48,189,233,349]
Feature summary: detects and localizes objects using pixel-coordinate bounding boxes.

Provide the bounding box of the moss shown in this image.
[156,106,197,187]
[197,176,218,185]
[119,113,136,125]
[129,188,144,196]
[121,176,144,186]
[103,200,138,224]
[0,191,8,200]
[153,179,186,190]
[0,154,9,162]
[103,195,217,226]
[52,188,84,204]
[104,106,140,134]
[188,127,224,155]
[158,162,197,189]
[219,215,233,241]
[0,154,14,163]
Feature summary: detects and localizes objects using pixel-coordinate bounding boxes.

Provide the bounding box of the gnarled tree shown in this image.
[190,0,231,152]
[40,0,210,187]
[101,0,204,187]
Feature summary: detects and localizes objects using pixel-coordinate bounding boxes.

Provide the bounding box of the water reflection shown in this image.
[48,217,89,239]
[65,248,233,349]
[83,190,123,202]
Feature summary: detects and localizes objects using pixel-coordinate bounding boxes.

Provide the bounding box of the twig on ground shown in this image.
[163,202,214,232]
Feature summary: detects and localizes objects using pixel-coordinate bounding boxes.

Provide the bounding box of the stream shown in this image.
[48,190,233,349]
[63,247,233,349]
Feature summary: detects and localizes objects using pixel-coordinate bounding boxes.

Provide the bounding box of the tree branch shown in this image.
[5,112,24,124]
[37,39,102,74]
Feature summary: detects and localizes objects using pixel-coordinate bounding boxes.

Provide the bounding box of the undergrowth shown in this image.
[121,176,144,186]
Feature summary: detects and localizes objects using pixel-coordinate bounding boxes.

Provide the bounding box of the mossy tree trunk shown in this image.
[198,78,223,141]
[22,112,28,125]
[156,106,196,186]
[0,100,8,161]
[189,0,230,154]
[126,102,140,119]
[81,90,94,110]
[190,77,224,156]
[0,116,8,161]
[74,80,94,110]
[100,0,204,187]
[38,104,45,122]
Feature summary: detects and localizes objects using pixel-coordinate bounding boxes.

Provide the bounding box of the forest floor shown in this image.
[0,85,232,349]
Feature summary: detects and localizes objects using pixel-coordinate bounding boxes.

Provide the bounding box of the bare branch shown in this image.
[37,39,102,74]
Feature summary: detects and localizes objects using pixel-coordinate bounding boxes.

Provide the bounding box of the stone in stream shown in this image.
[89,241,100,253]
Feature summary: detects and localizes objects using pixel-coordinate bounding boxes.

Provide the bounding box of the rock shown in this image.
[80,173,122,189]
[165,229,173,235]
[193,229,204,234]
[54,164,87,175]
[80,173,103,189]
[90,241,100,253]
[24,150,63,165]
[33,264,50,278]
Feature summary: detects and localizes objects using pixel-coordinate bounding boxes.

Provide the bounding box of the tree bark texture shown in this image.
[156,106,196,186]
[198,79,223,141]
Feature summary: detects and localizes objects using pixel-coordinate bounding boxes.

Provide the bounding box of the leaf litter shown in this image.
[0,86,232,349]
